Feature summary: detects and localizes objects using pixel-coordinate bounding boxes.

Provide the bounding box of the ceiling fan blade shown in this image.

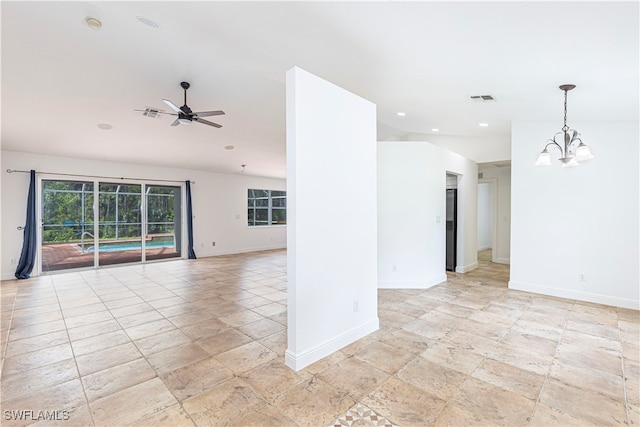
[162,99,182,113]
[194,117,222,128]
[170,118,180,126]
[193,110,225,118]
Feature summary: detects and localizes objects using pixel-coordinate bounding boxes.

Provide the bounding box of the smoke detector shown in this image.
[85,17,102,30]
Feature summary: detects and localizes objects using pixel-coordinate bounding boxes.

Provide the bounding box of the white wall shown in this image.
[479,166,511,263]
[1,150,286,280]
[477,182,493,251]
[285,67,378,371]
[510,121,639,309]
[378,141,478,289]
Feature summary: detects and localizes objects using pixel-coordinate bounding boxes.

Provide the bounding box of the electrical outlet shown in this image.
[578,273,585,282]
[353,300,359,312]
[9,258,17,265]
[212,241,216,246]
[392,265,398,273]
[200,243,204,248]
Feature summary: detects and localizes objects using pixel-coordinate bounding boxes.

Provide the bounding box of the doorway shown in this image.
[40,178,183,273]
[477,178,498,263]
[445,173,458,272]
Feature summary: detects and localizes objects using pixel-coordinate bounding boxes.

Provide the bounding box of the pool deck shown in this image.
[42,242,181,272]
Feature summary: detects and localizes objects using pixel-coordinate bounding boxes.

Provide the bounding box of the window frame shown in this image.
[247,188,287,227]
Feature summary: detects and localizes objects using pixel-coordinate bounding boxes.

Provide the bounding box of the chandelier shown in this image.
[535,84,594,167]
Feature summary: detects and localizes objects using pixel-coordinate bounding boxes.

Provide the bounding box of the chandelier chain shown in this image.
[562,89,569,132]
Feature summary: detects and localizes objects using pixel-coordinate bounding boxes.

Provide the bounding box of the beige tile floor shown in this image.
[1,249,638,426]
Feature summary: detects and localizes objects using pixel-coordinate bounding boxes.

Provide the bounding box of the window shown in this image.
[248,189,286,226]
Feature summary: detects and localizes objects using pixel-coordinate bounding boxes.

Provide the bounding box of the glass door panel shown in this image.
[145,185,182,261]
[41,180,95,272]
[98,183,142,266]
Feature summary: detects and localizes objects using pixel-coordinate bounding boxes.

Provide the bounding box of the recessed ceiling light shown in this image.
[136,16,160,28]
[224,145,234,150]
[85,17,102,30]
[479,123,489,127]
[431,128,439,132]
[396,112,406,117]
[97,123,113,130]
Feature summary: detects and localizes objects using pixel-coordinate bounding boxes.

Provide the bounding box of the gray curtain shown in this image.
[15,170,37,279]
[186,180,196,259]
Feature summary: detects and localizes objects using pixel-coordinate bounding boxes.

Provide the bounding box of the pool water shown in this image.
[82,240,175,253]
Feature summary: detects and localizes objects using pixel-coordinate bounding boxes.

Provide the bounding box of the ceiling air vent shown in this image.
[141,107,163,118]
[470,95,495,102]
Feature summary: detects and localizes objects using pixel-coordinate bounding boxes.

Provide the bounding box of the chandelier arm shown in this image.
[569,129,579,141]
[546,138,563,155]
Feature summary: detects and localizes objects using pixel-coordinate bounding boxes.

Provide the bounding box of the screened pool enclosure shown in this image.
[41,179,183,272]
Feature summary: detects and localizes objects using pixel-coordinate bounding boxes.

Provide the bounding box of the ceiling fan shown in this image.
[138,81,225,128]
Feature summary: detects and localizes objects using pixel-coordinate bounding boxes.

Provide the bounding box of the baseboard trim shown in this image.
[509,280,640,310]
[477,245,492,251]
[495,257,510,265]
[456,262,478,273]
[196,244,287,258]
[285,317,379,371]
[1,272,17,281]
[378,274,446,289]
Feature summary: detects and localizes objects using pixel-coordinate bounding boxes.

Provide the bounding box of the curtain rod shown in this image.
[6,169,195,184]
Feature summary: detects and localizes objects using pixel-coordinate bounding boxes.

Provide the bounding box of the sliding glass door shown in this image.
[41,180,95,272]
[145,185,182,261]
[98,183,143,266]
[40,179,184,273]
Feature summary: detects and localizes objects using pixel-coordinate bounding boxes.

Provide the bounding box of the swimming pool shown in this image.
[81,239,175,253]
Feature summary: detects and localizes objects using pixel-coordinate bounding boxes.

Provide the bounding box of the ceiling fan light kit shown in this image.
[535,84,594,167]
[136,81,225,128]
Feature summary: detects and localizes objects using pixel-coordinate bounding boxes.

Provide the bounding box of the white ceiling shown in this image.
[2,1,638,179]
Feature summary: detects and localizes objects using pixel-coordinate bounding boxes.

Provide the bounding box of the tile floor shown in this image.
[1,249,638,426]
